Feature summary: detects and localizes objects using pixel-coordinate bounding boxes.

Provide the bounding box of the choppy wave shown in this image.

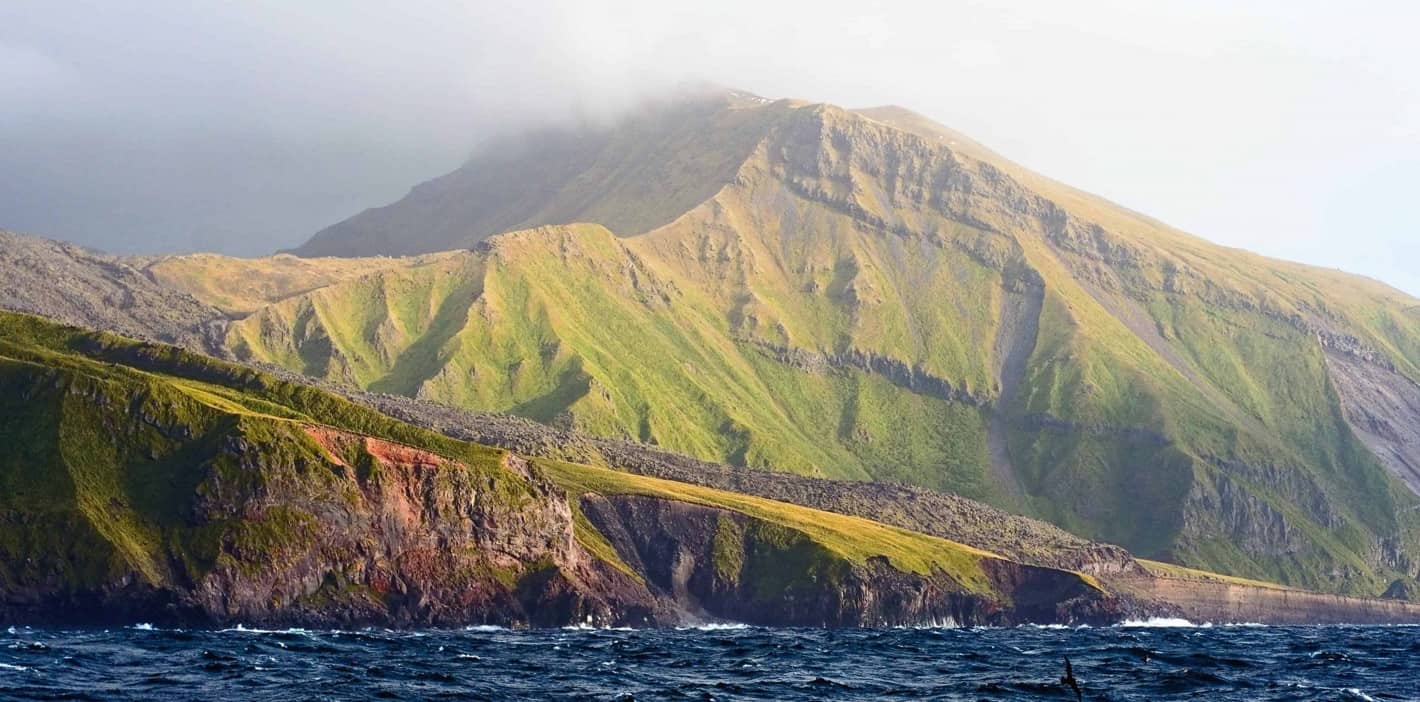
[2,623,1415,700]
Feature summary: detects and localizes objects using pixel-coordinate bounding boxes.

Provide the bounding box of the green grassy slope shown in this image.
[0,310,1012,608]
[229,224,1003,500]
[0,310,519,599]
[186,95,1420,595]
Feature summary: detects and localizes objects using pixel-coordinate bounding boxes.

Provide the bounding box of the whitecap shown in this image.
[677,623,750,631]
[462,625,507,632]
[219,625,311,635]
[895,617,965,630]
[560,624,634,631]
[1118,617,1209,628]
[130,623,157,631]
[0,663,32,672]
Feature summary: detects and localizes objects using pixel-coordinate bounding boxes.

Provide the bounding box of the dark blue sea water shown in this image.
[2,620,1416,700]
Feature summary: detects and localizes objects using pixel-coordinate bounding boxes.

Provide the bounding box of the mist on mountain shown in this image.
[0,1,1416,294]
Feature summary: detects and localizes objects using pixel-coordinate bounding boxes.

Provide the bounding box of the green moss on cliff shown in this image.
[741,521,850,602]
[711,515,745,585]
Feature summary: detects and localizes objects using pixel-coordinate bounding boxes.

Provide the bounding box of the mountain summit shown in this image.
[169,90,1420,596]
[292,89,781,258]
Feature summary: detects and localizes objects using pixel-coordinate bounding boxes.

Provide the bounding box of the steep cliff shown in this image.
[0,310,1138,627]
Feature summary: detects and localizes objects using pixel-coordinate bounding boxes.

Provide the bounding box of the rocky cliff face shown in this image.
[580,494,1130,627]
[205,360,1420,624]
[0,356,648,627]
[331,381,1144,576]
[6,308,1420,626]
[1,311,1147,627]
[176,426,656,628]
[1326,351,1420,495]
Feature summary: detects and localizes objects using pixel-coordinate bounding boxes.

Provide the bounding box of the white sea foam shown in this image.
[0,663,32,672]
[678,623,750,631]
[462,625,507,632]
[1118,618,1273,628]
[896,617,964,630]
[219,625,311,635]
[1118,617,1209,628]
[130,623,157,631]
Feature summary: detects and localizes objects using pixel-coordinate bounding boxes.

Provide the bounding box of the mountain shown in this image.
[188,89,1420,597]
[5,89,1420,603]
[291,91,779,258]
[1,308,1150,627]
[8,307,1420,626]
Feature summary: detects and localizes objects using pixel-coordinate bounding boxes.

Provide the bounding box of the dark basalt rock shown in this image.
[578,494,1150,627]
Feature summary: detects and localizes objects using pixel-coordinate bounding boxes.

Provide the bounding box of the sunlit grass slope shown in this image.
[0,310,1024,600]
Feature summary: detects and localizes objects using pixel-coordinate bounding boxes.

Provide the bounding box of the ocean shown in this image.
[2,620,1415,700]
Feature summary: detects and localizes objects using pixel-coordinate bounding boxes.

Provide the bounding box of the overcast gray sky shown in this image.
[2,1,1416,294]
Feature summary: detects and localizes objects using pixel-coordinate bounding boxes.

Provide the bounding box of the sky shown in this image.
[1,1,1416,294]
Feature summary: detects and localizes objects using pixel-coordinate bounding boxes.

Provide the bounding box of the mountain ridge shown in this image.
[261,90,1420,595]
[5,89,1420,599]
